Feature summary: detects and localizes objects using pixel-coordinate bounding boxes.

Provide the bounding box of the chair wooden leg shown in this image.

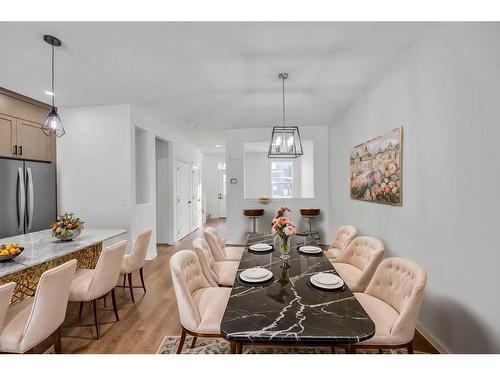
[52,327,62,354]
[111,288,119,321]
[127,273,135,303]
[236,342,243,354]
[103,293,107,308]
[348,345,355,354]
[190,336,198,348]
[92,299,101,339]
[407,341,414,354]
[139,267,147,293]
[230,341,237,354]
[330,346,336,354]
[122,274,126,287]
[177,328,186,354]
[78,301,84,318]
[378,347,384,354]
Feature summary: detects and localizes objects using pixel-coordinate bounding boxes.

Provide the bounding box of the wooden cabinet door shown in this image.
[0,113,17,158]
[16,119,52,162]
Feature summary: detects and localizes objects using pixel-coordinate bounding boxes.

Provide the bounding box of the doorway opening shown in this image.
[155,137,173,244]
[217,162,226,218]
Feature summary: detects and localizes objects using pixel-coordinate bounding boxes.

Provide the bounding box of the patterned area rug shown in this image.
[157,336,421,354]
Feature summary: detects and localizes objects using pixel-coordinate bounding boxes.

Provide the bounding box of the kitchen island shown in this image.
[0,229,127,303]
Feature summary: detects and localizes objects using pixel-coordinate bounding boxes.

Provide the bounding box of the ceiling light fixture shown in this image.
[41,35,65,137]
[268,73,303,158]
[215,144,223,148]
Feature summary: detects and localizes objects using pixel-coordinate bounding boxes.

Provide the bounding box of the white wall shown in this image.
[57,105,132,235]
[329,23,500,353]
[244,152,271,198]
[130,105,202,251]
[58,104,202,259]
[202,153,225,218]
[226,126,330,244]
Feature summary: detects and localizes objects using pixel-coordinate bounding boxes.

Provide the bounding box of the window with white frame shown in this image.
[271,161,293,198]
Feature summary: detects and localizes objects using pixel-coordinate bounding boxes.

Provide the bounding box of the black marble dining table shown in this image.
[220,233,375,353]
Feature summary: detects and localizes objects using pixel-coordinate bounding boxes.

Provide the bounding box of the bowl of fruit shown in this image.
[51,213,84,241]
[0,243,23,262]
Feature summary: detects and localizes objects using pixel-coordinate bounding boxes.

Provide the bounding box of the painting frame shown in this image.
[349,127,403,206]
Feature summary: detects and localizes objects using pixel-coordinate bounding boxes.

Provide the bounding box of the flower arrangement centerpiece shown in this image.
[51,213,84,241]
[271,207,296,262]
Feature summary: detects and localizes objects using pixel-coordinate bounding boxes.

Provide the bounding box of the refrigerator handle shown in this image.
[17,167,25,231]
[26,167,34,230]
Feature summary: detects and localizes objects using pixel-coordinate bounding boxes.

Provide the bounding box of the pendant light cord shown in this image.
[282,75,285,125]
[51,43,55,108]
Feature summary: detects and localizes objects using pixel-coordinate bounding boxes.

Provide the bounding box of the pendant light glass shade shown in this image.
[42,107,65,137]
[268,73,303,158]
[42,35,65,137]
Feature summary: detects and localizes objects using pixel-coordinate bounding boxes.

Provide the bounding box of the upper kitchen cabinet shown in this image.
[0,87,55,163]
[0,114,16,158]
[16,119,53,162]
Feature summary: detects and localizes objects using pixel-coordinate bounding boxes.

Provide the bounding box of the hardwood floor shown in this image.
[35,218,438,354]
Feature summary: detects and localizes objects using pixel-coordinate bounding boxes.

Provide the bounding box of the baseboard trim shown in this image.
[416,322,450,354]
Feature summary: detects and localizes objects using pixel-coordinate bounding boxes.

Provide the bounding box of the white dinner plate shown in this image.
[240,268,273,283]
[299,245,322,254]
[249,243,273,251]
[310,273,344,290]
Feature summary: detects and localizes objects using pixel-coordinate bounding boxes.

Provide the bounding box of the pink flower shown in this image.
[284,226,296,236]
[384,185,391,193]
[388,181,395,189]
[277,217,288,225]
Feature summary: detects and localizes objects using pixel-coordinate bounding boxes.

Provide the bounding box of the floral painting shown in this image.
[350,127,402,206]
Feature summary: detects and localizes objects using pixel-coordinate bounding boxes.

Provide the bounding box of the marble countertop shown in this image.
[0,229,127,278]
[220,233,375,345]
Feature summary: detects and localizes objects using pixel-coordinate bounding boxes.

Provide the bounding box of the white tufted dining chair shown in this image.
[352,257,427,353]
[0,260,76,354]
[120,229,152,303]
[170,250,231,353]
[192,238,239,287]
[0,282,16,333]
[69,240,127,339]
[204,227,244,261]
[325,225,358,260]
[333,236,384,292]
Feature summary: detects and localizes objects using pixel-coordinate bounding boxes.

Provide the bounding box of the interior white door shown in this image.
[217,169,227,217]
[176,160,191,240]
[191,163,202,231]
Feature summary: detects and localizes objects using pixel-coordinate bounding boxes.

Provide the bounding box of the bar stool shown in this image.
[300,208,321,240]
[243,209,264,233]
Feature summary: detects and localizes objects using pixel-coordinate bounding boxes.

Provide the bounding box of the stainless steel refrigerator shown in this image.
[0,158,56,238]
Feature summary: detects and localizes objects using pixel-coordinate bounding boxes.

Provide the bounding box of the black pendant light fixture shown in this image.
[41,35,65,137]
[268,72,303,158]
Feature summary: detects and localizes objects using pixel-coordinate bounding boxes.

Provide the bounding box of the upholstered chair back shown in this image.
[336,236,384,290]
[87,240,127,300]
[192,238,219,286]
[365,257,427,342]
[21,260,77,352]
[330,225,358,251]
[204,227,226,261]
[126,229,152,272]
[0,282,16,332]
[170,250,212,332]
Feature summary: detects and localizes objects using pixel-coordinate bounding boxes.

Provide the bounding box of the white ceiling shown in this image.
[0,22,431,153]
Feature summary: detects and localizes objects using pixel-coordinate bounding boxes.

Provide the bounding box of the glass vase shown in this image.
[275,235,291,262]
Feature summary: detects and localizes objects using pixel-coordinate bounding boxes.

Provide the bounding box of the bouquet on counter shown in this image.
[51,213,84,241]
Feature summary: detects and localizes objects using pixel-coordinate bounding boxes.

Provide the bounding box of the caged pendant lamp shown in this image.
[268,72,303,158]
[41,35,65,137]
